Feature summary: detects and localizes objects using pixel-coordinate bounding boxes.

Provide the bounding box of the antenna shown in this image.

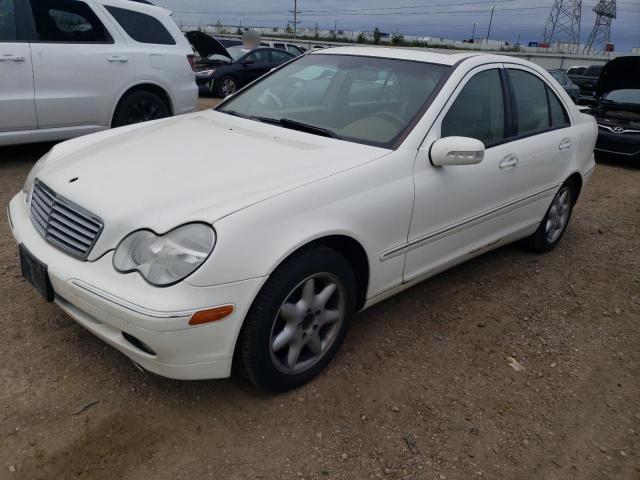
[583,0,616,54]
[543,0,582,53]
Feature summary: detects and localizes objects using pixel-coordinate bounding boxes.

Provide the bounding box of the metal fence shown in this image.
[190,30,624,70]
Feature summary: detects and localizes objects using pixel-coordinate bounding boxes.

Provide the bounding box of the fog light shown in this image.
[189,305,235,326]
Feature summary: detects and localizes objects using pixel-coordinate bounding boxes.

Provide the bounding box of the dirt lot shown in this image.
[1,103,639,479]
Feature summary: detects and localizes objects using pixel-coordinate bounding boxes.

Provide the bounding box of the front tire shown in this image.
[527,182,575,252]
[216,76,237,97]
[236,246,357,392]
[113,90,170,127]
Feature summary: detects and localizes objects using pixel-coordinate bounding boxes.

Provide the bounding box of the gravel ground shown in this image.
[1,104,639,479]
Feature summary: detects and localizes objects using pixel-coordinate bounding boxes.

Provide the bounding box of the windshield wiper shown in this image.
[279,118,341,139]
[221,109,250,119]
[249,116,341,139]
[223,112,341,139]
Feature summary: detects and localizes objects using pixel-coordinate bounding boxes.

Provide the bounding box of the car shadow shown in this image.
[0,141,58,166]
[595,152,639,170]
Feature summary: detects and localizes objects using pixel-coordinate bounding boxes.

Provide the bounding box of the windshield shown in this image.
[217,54,450,147]
[226,46,251,62]
[206,54,231,64]
[602,89,640,105]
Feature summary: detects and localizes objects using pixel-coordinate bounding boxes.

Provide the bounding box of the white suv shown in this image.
[0,0,197,146]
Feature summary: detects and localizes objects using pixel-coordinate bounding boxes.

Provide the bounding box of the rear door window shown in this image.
[105,6,175,45]
[29,0,112,43]
[508,69,571,135]
[508,69,551,136]
[441,68,506,146]
[273,42,285,50]
[0,0,17,41]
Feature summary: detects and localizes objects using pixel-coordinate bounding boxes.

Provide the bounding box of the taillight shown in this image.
[187,54,196,72]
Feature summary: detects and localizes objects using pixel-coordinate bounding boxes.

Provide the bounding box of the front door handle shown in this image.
[0,55,25,62]
[499,154,518,169]
[559,138,572,151]
[108,56,129,63]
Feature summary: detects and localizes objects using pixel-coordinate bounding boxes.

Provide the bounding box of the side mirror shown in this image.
[429,136,485,166]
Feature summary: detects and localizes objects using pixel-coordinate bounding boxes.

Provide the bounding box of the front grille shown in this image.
[29,180,103,259]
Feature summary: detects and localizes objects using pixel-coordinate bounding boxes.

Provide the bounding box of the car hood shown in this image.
[185,31,231,60]
[35,111,390,260]
[595,56,640,97]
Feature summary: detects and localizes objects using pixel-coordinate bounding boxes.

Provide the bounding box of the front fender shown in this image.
[184,150,416,300]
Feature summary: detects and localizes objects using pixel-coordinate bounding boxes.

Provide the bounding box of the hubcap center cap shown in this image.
[302,313,315,330]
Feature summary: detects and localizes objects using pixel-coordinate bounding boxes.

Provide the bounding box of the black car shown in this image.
[185,31,296,97]
[589,56,640,161]
[548,69,581,103]
[568,64,605,103]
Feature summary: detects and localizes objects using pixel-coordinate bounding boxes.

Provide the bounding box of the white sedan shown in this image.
[9,47,597,391]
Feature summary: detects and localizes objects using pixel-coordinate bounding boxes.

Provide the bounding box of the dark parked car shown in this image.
[589,56,640,161]
[566,66,587,76]
[568,64,605,103]
[185,31,296,97]
[548,69,581,103]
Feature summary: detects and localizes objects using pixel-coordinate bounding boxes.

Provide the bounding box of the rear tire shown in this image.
[527,182,575,252]
[236,246,357,392]
[112,90,170,127]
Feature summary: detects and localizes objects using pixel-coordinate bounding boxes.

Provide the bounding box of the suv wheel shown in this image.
[113,90,170,127]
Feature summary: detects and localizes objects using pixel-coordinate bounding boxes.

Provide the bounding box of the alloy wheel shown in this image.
[269,273,346,375]
[545,186,572,243]
[221,78,236,96]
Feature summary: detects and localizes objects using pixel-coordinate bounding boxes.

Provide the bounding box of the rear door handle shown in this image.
[499,154,518,169]
[0,55,25,62]
[108,56,128,63]
[559,138,572,151]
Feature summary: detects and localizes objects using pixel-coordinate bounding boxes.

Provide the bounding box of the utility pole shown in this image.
[471,21,478,42]
[289,0,301,38]
[334,19,338,37]
[516,31,521,47]
[486,6,494,44]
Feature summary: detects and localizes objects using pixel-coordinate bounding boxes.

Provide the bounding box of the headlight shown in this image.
[196,69,215,77]
[113,223,216,287]
[23,150,52,202]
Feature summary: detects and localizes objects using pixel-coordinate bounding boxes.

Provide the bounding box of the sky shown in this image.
[160,0,640,52]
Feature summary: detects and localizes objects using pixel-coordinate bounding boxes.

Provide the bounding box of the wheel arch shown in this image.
[294,234,370,312]
[111,82,175,127]
[565,171,583,204]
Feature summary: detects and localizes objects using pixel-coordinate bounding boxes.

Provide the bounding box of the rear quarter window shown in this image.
[105,6,175,45]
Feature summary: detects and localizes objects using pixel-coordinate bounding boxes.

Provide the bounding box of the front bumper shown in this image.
[8,192,266,380]
[595,128,640,158]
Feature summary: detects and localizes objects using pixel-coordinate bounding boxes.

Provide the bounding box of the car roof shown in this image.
[311,46,481,66]
[93,0,167,14]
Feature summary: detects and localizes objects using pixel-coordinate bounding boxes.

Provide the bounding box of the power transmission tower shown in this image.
[583,0,616,54]
[543,0,582,53]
